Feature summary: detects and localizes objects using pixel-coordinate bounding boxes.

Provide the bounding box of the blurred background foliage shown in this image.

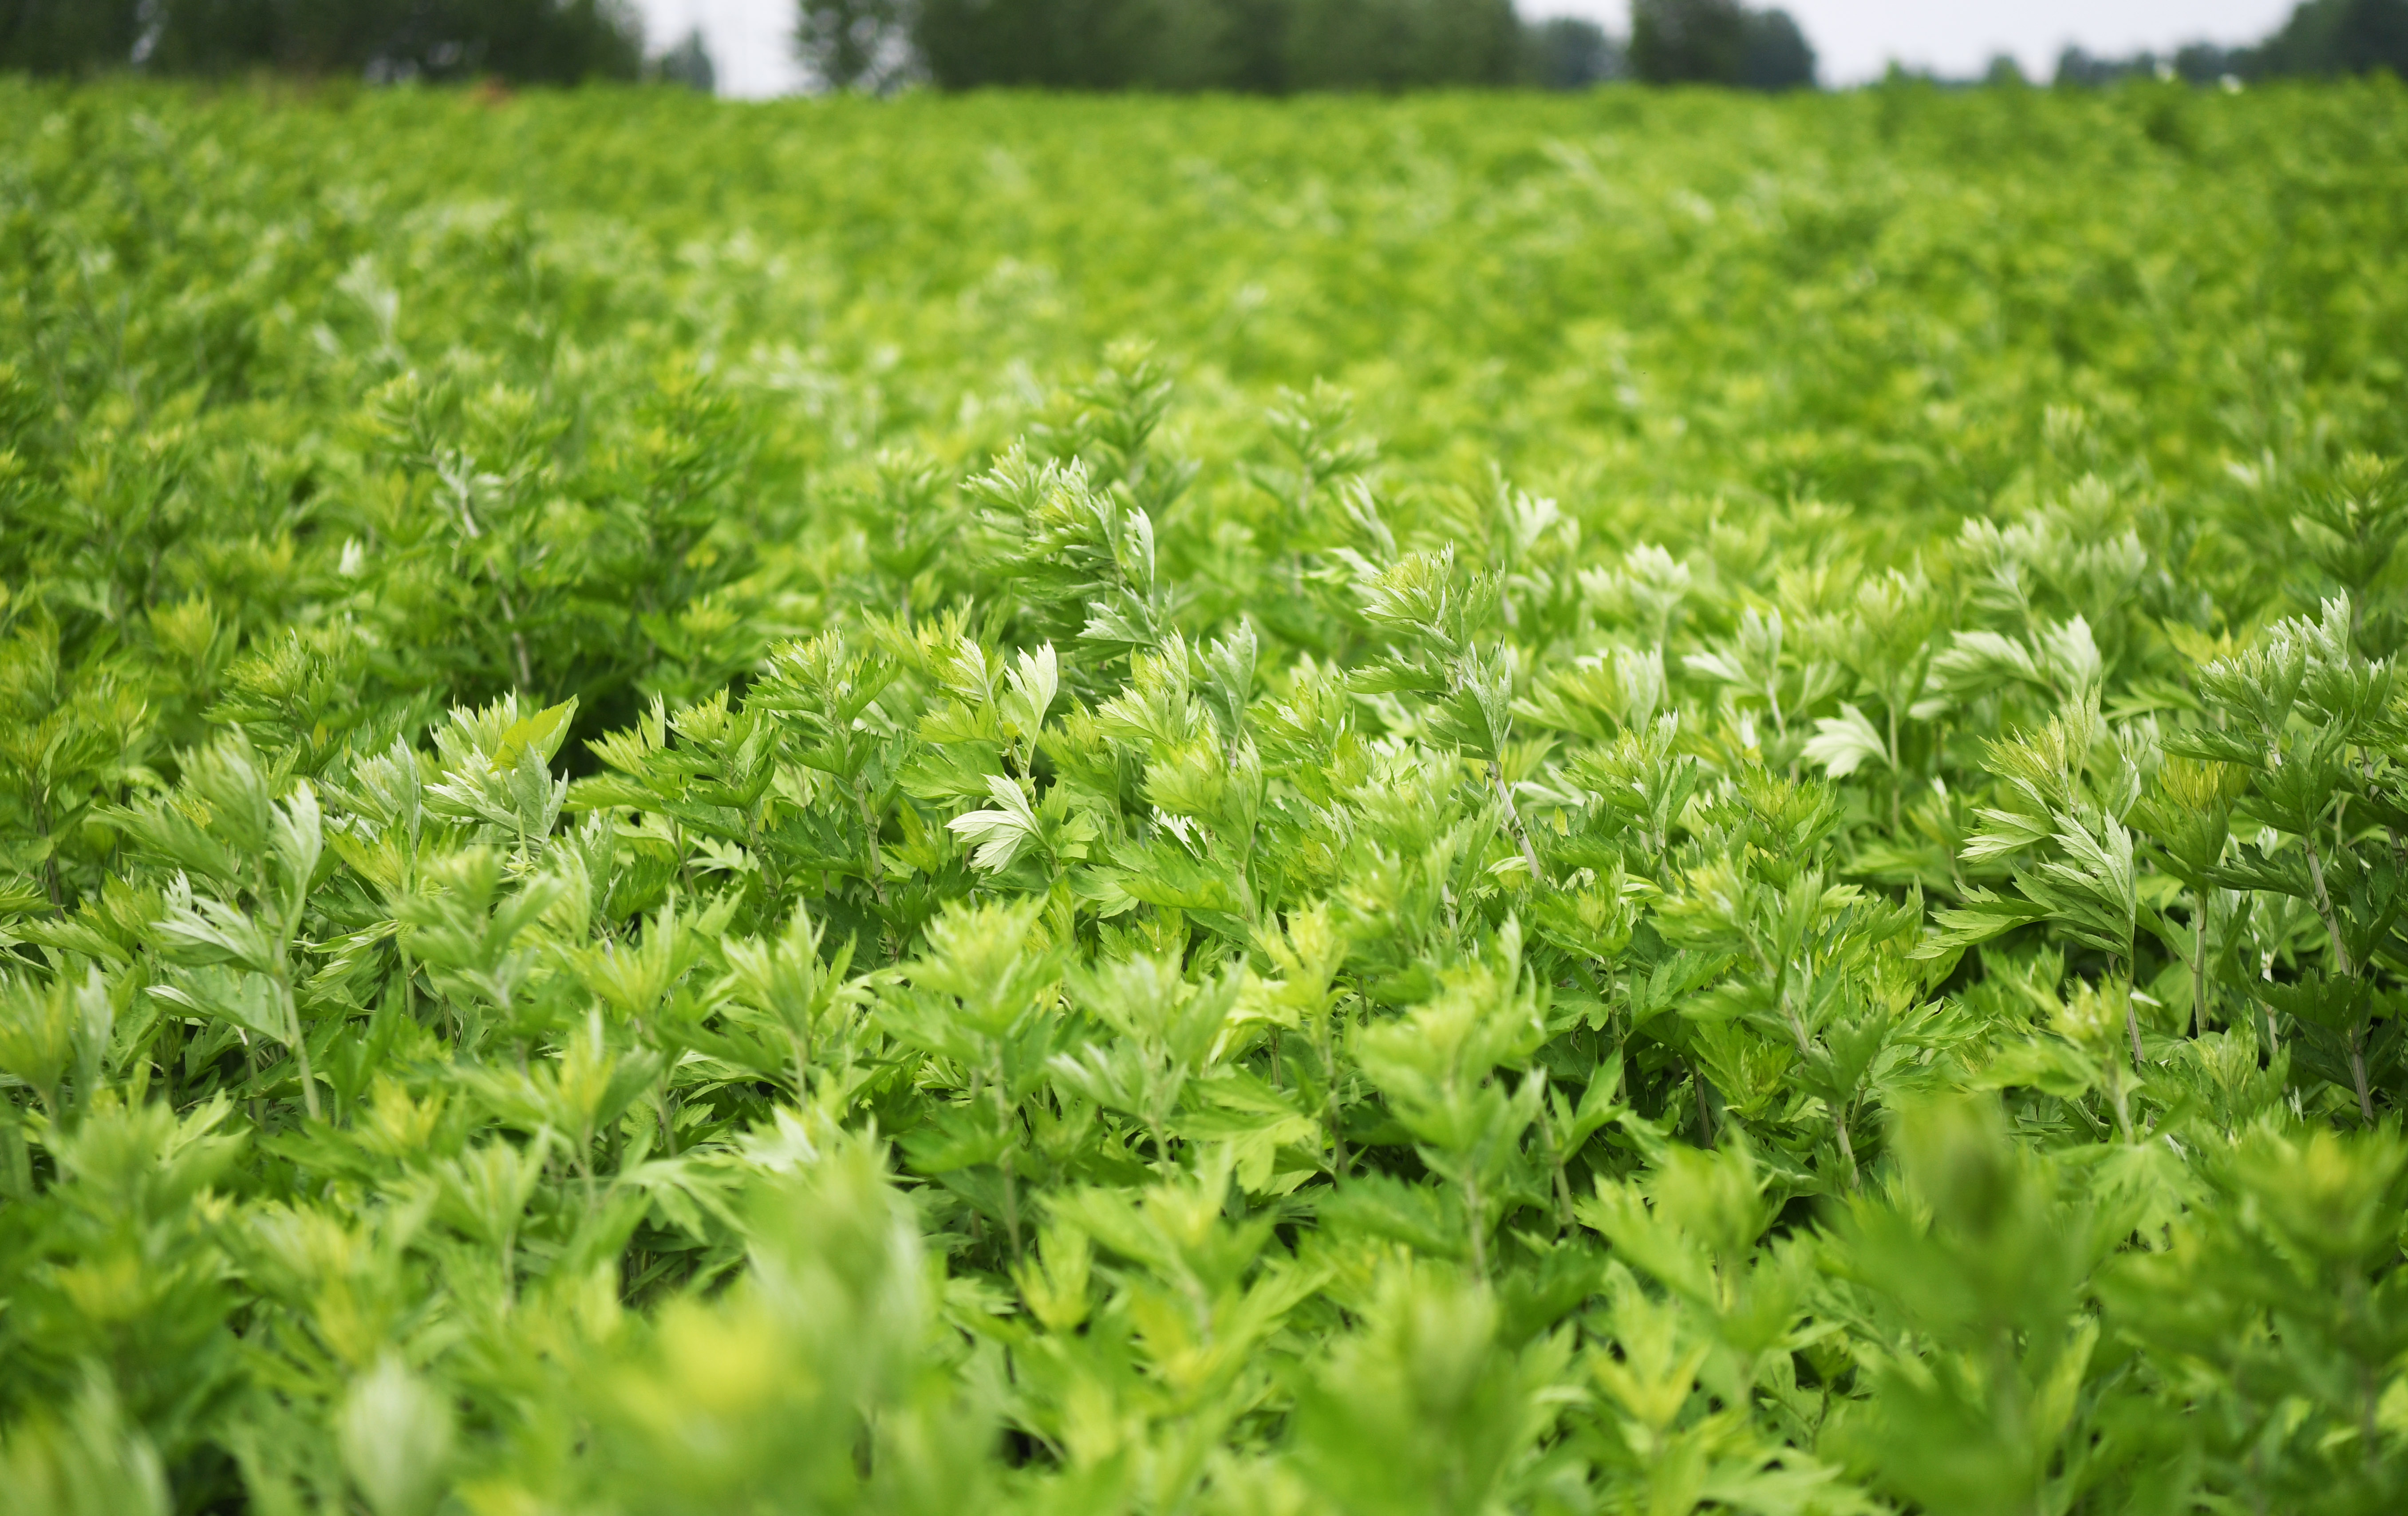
[0,0,645,83]
[6,0,2404,93]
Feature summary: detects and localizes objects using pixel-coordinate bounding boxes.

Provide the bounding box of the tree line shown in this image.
[3,0,2400,92]
[0,0,643,83]
[801,0,1818,92]
[0,0,1819,92]
[821,0,1529,94]
[2051,0,2407,85]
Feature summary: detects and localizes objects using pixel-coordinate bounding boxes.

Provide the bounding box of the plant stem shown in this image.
[291,1024,320,1122]
[2299,835,2372,1120]
[1002,1148,1023,1261]
[2301,835,2353,976]
[498,583,533,691]
[1318,1009,1348,1176]
[2347,1026,2376,1124]
[1462,1168,1488,1279]
[32,792,61,909]
[856,772,888,907]
[1536,1089,1576,1232]
[1490,760,1544,885]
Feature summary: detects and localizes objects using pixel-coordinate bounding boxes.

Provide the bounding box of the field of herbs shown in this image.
[4,74,2408,1516]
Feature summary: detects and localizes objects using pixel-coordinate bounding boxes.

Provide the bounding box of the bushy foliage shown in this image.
[4,77,2408,1515]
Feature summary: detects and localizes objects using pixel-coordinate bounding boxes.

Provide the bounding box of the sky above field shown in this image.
[630,0,2301,99]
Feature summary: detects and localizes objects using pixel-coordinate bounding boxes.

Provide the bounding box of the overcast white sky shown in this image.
[630,0,2301,99]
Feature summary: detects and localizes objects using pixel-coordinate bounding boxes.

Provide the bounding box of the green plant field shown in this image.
[5,76,2408,1515]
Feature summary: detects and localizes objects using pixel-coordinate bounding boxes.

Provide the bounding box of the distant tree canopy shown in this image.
[0,0,145,75]
[8,0,2400,95]
[797,0,916,91]
[1523,16,1623,91]
[1629,0,1812,89]
[879,0,1523,92]
[2254,0,2408,76]
[1737,7,1812,90]
[1628,0,1742,85]
[2055,0,2408,84]
[0,0,643,83]
[651,26,716,92]
[1279,0,1523,91]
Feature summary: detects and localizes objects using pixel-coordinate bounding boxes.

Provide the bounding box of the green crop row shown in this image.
[3,77,2408,1515]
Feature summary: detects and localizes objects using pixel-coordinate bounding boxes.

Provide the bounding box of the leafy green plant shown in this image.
[4,75,2408,1516]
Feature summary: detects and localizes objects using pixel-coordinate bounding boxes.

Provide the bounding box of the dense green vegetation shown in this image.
[4,77,2408,1515]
